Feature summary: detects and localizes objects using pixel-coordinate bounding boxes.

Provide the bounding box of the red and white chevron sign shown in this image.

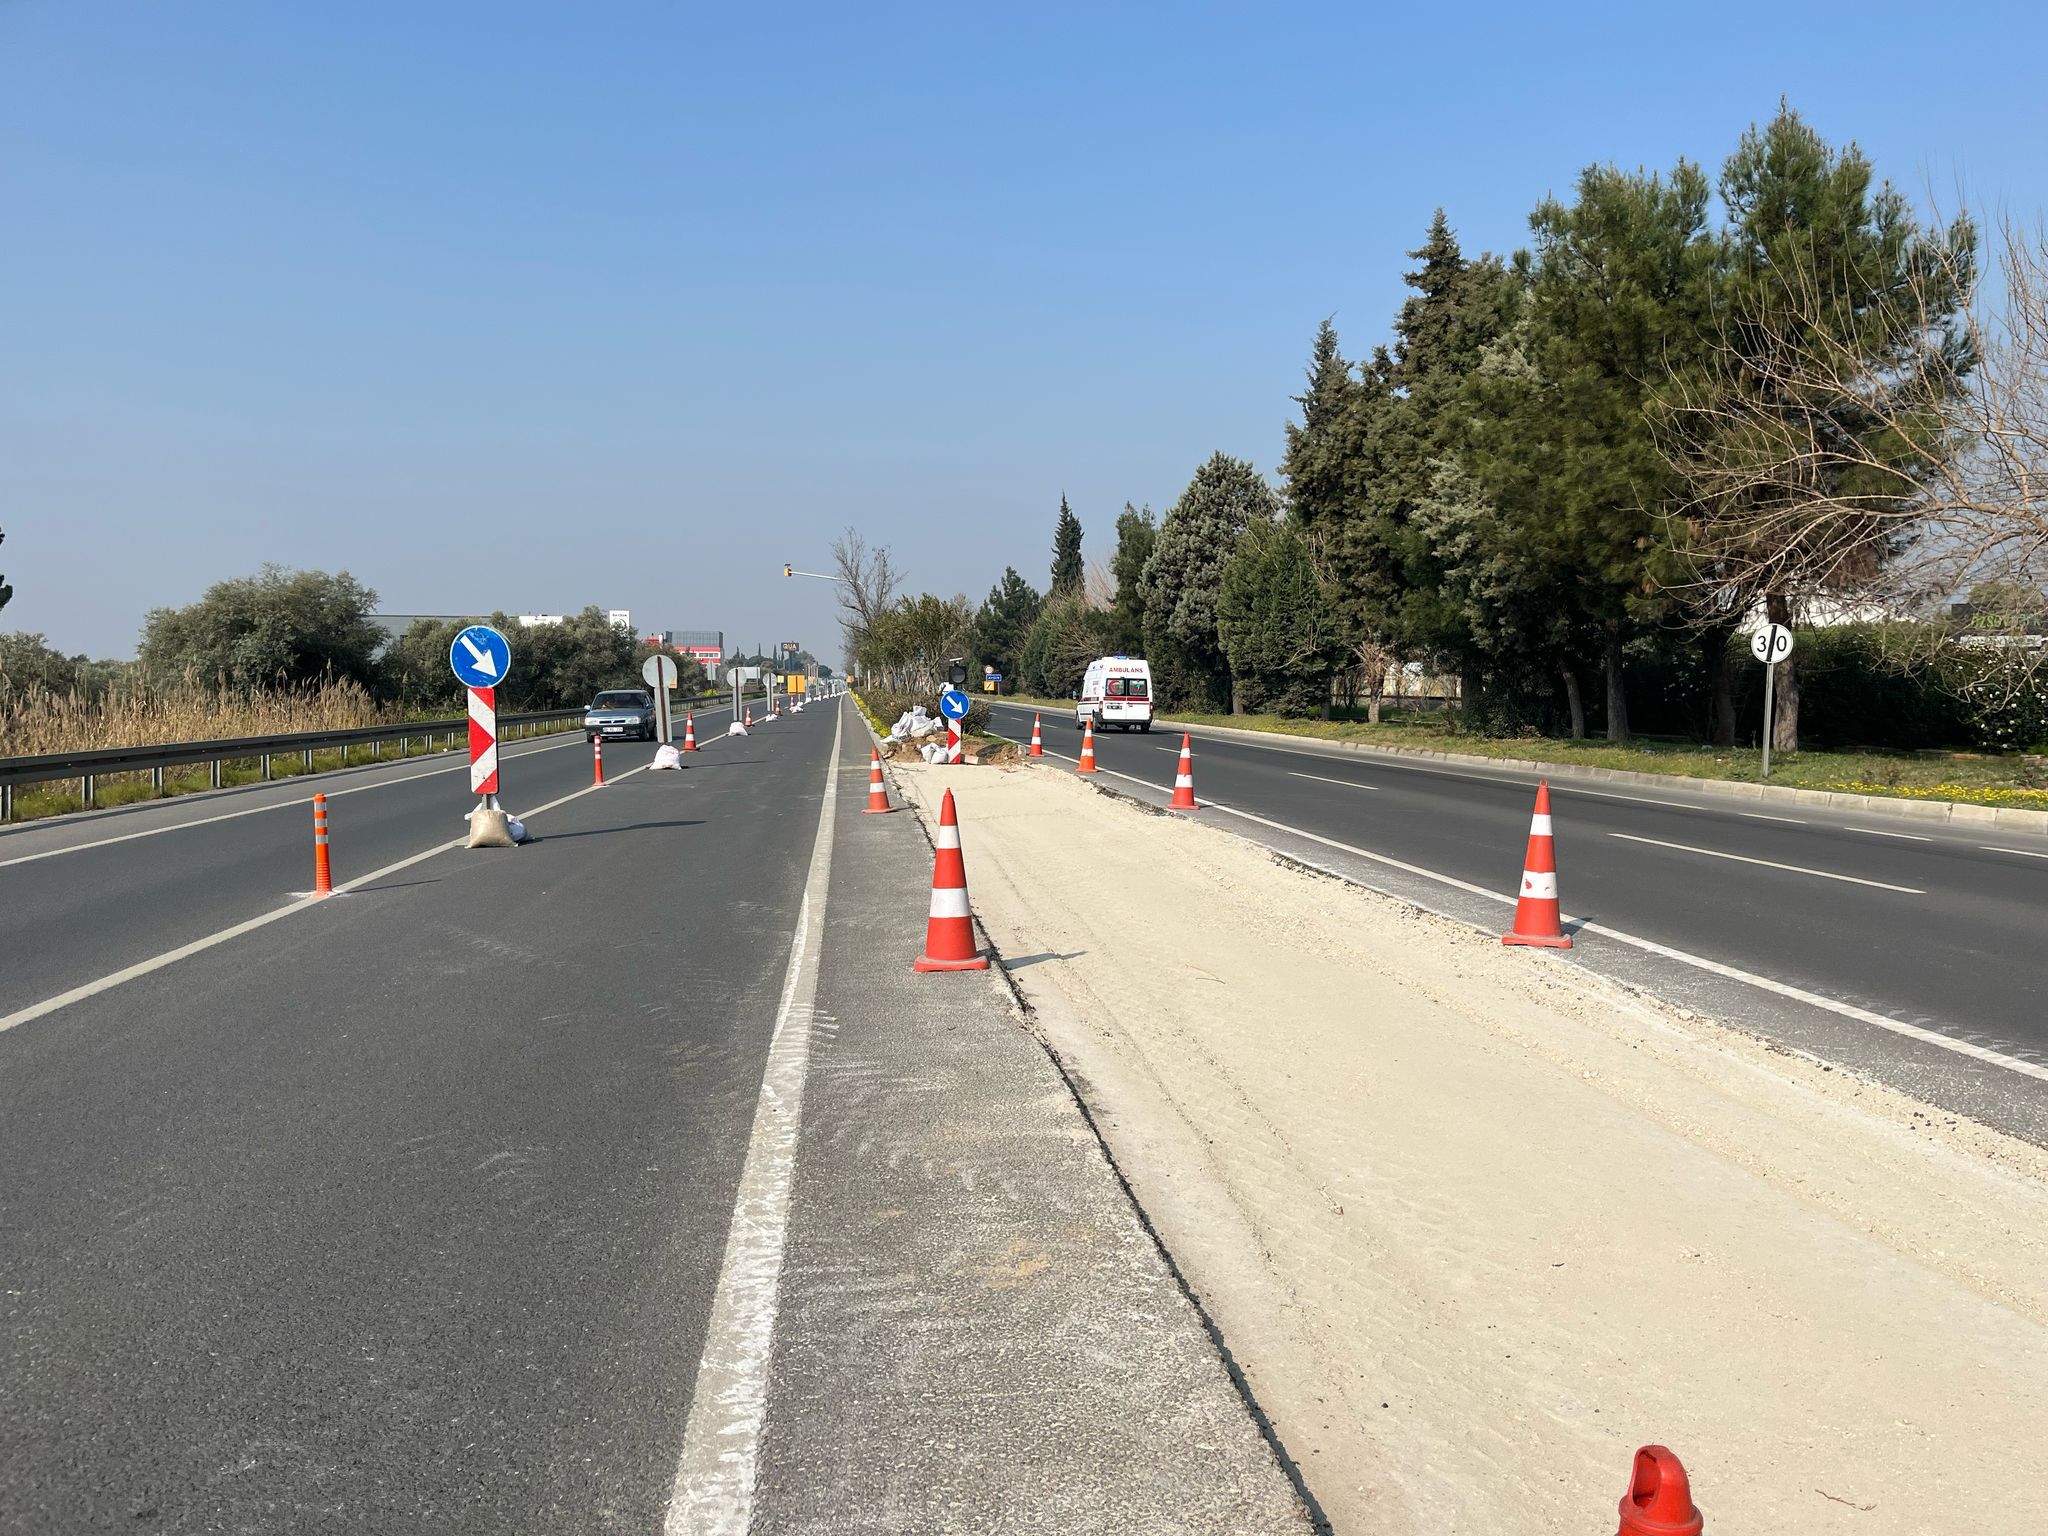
[468,685,499,794]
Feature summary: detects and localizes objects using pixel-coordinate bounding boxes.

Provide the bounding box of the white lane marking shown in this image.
[1608,833,1923,894]
[1181,795,2048,1086]
[1848,826,1932,842]
[666,702,843,1533]
[1290,771,1376,791]
[0,763,652,1037]
[1981,845,2048,860]
[1742,812,1808,824]
[0,706,739,871]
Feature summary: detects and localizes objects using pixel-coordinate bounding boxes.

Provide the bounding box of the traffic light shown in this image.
[782,563,793,578]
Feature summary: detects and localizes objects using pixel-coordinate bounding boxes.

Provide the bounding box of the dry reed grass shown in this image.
[0,676,385,757]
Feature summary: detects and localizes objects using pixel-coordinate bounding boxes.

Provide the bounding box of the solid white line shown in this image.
[0,762,652,1037]
[1289,771,1376,790]
[1981,845,2048,860]
[666,702,843,1533]
[1848,826,1932,841]
[1178,788,2048,1086]
[1608,832,1923,893]
[1742,812,1808,824]
[1573,920,2048,1085]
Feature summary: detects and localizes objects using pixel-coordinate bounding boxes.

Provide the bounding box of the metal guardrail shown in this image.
[0,709,584,820]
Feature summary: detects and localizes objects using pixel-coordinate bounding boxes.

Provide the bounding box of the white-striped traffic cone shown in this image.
[1502,781,1570,948]
[1029,714,1043,757]
[913,788,989,972]
[682,713,698,752]
[864,749,893,814]
[1169,733,1196,809]
[1076,718,1097,774]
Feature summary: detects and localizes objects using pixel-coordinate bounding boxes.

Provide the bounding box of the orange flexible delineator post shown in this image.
[1076,718,1097,774]
[1029,713,1043,757]
[1616,1445,1703,1536]
[913,788,990,972]
[1502,780,1570,947]
[1170,732,1197,809]
[593,736,605,787]
[864,748,894,814]
[312,793,333,895]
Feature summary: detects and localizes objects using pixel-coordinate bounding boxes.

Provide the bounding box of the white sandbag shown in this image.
[651,743,682,770]
[465,806,516,848]
[727,721,748,736]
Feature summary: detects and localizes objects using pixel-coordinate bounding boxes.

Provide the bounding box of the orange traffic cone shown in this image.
[864,749,894,814]
[1077,718,1097,774]
[1029,713,1043,757]
[682,713,698,752]
[913,788,989,972]
[1502,780,1569,948]
[744,706,753,728]
[1616,1446,1703,1536]
[1170,733,1197,809]
[592,736,605,787]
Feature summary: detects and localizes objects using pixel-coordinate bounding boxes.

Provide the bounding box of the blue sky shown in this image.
[6,1,2045,660]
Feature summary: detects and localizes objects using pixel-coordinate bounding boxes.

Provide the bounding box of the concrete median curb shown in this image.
[1151,716,2048,835]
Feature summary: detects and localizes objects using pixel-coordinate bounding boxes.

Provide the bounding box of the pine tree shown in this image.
[1050,496,1084,597]
[1480,159,1719,741]
[1141,454,1280,710]
[1107,503,1157,653]
[1667,103,1974,751]
[968,567,1043,683]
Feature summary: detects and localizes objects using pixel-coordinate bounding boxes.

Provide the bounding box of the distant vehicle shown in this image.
[585,689,657,742]
[1077,656,1153,733]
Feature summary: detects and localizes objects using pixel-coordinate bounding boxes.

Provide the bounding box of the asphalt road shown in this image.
[0,696,1303,1533]
[986,700,2048,1145]
[0,701,819,1531]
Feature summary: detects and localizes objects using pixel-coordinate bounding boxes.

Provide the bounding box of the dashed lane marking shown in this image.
[1288,771,1376,790]
[0,702,741,871]
[1608,832,1924,893]
[0,763,653,1037]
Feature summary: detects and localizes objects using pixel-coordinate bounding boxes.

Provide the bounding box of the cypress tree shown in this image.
[1050,496,1085,597]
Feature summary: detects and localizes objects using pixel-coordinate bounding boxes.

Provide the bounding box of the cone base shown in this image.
[914,953,990,972]
[1170,794,1197,809]
[863,803,896,815]
[1076,765,1097,774]
[1502,931,1572,949]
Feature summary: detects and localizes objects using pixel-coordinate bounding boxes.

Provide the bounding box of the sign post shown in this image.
[642,653,679,745]
[449,625,513,804]
[939,685,970,765]
[1750,622,1795,779]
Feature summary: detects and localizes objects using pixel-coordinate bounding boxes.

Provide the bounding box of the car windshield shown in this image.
[591,692,649,708]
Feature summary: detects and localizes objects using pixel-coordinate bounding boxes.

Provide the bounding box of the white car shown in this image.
[1076,656,1154,733]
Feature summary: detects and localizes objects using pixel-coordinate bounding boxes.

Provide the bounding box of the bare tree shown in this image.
[829,527,900,676]
[1660,214,2048,735]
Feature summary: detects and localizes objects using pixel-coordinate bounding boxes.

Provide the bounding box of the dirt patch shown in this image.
[895,758,2048,1535]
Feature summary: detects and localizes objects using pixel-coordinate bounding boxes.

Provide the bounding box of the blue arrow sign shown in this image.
[449,625,512,688]
[938,687,970,721]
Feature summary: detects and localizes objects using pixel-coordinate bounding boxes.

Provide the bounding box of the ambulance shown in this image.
[1076,655,1154,733]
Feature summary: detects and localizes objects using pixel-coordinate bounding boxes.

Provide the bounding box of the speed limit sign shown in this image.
[1749,623,1795,665]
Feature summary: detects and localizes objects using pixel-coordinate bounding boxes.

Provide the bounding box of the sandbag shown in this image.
[652,743,682,770]
[466,806,516,848]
